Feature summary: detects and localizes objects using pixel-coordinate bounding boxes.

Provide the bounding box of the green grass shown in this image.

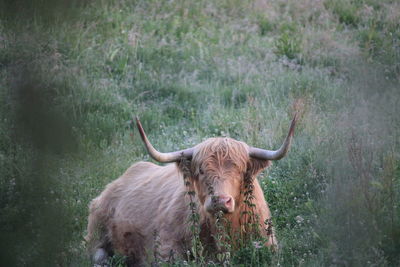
[1,0,399,266]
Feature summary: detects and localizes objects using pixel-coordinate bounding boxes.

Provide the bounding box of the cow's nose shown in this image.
[205,194,235,214]
[219,196,233,212]
[210,195,234,213]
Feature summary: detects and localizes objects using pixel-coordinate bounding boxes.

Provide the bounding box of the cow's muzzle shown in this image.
[205,194,235,214]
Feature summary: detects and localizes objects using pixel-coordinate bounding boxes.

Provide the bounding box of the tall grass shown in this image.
[0,0,399,266]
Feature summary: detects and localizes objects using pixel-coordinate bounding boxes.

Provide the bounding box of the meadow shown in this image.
[0,0,399,266]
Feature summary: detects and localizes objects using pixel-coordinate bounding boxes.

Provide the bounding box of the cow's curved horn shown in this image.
[136,117,194,163]
[249,113,298,160]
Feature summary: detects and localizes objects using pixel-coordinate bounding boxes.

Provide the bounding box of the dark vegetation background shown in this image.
[0,0,399,266]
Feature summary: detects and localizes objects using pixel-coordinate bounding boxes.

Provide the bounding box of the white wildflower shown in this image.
[295,215,304,224]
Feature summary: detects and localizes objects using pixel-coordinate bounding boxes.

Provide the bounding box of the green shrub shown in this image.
[257,15,274,36]
[325,0,360,26]
[275,32,302,60]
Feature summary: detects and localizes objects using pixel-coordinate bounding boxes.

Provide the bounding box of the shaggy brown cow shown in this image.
[86,114,297,266]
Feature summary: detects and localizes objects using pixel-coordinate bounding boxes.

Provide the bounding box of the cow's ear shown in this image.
[246,158,271,178]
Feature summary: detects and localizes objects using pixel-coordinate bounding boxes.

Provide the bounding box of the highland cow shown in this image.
[86,114,297,266]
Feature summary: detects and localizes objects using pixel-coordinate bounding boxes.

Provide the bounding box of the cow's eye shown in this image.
[199,168,204,175]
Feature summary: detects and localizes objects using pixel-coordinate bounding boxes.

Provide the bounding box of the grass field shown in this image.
[1,0,399,266]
